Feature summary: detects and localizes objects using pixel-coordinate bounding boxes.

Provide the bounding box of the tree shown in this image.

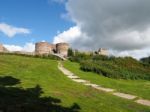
[141,56,150,65]
[68,48,74,57]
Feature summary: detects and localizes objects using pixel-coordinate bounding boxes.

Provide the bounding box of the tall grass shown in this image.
[68,53,150,80]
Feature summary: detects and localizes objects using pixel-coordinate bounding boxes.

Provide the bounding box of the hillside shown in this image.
[0,54,149,112]
[68,53,150,80]
[64,61,150,100]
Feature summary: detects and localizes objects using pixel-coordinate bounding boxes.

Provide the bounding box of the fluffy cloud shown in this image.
[21,43,35,52]
[0,23,30,37]
[53,26,92,50]
[53,26,81,44]
[110,48,150,59]
[4,42,35,52]
[4,45,22,51]
[54,0,150,59]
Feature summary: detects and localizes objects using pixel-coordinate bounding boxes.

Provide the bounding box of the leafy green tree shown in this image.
[68,48,74,57]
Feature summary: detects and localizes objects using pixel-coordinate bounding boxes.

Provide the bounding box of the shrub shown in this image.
[0,53,61,60]
[68,48,74,57]
[92,55,109,61]
[69,52,92,62]
[80,58,150,80]
[140,56,150,65]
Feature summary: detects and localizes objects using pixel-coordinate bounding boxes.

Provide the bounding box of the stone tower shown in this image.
[35,42,69,57]
[56,43,69,57]
[0,44,4,52]
[35,42,53,55]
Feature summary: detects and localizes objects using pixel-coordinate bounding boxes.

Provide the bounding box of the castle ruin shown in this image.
[35,42,69,57]
[0,44,8,53]
[97,48,108,56]
[0,44,3,52]
[0,42,108,58]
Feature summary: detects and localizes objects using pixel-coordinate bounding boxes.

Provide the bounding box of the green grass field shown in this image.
[0,54,150,112]
[64,61,150,100]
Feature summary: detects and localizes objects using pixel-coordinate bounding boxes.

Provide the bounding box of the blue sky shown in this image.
[0,0,150,58]
[0,0,74,46]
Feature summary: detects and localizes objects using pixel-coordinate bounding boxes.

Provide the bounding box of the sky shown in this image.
[0,0,74,51]
[0,0,150,59]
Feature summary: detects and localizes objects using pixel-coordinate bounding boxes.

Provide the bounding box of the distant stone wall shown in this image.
[0,44,3,52]
[97,48,108,56]
[0,44,8,52]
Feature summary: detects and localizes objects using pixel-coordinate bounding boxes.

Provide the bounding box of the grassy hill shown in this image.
[64,61,150,100]
[0,54,150,112]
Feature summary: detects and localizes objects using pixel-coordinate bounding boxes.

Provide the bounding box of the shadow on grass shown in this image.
[0,76,80,112]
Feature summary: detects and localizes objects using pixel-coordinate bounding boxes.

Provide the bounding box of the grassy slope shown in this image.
[0,54,149,112]
[64,61,150,100]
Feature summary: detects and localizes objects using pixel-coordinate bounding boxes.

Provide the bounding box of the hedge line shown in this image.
[0,53,61,60]
[80,60,150,80]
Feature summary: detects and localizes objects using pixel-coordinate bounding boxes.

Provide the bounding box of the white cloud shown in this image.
[110,48,150,60]
[65,0,150,50]
[41,40,46,42]
[4,45,22,51]
[53,26,92,50]
[0,23,30,37]
[4,42,35,52]
[53,0,150,59]
[22,43,35,52]
[53,26,82,44]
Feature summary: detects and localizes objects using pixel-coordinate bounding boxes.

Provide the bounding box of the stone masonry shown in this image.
[35,42,69,57]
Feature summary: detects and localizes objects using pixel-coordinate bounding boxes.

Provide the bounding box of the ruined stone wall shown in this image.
[0,44,4,52]
[49,44,56,53]
[56,43,69,57]
[98,48,108,56]
[0,44,8,52]
[35,42,53,55]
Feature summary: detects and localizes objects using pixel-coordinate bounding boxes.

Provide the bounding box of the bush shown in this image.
[80,58,150,80]
[0,53,61,60]
[68,52,150,80]
[68,48,74,57]
[69,52,92,62]
[92,55,109,61]
[140,56,150,65]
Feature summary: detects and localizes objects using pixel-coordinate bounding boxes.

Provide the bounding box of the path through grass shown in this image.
[64,61,150,100]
